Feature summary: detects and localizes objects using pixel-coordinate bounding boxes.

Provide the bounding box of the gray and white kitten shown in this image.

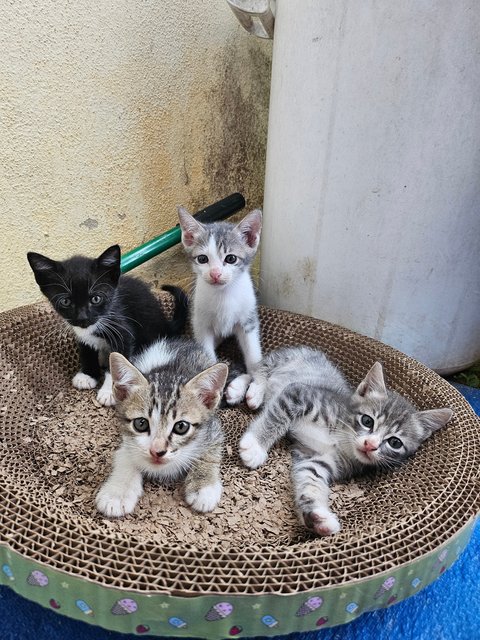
[95,338,228,517]
[239,346,453,536]
[178,206,262,404]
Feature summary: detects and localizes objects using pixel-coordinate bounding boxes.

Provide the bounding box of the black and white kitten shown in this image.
[239,346,453,536]
[27,245,188,406]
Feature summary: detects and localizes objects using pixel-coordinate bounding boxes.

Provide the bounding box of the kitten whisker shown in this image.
[88,270,116,292]
[378,457,400,472]
[41,281,71,294]
[105,327,124,352]
[96,320,123,352]
[43,325,70,344]
[50,292,69,301]
[335,417,356,432]
[111,313,142,328]
[55,272,73,294]
[101,315,131,333]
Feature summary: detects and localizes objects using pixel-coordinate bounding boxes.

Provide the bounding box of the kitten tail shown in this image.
[161,285,189,336]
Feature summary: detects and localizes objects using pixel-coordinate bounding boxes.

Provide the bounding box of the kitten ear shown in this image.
[235,209,262,249]
[184,363,229,411]
[97,245,121,269]
[356,362,387,397]
[414,408,453,438]
[27,252,57,274]
[109,353,148,402]
[27,252,58,286]
[177,206,205,247]
[96,245,121,284]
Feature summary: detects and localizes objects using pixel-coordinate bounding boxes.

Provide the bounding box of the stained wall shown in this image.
[0,1,271,311]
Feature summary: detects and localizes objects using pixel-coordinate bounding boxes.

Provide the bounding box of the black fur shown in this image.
[27,245,188,373]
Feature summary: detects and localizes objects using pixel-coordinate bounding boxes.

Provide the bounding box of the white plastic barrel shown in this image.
[260,1,480,373]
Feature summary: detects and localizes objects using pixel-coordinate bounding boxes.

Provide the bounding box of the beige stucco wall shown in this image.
[0,1,271,312]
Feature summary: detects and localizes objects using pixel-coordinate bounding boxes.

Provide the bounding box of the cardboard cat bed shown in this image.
[0,298,478,639]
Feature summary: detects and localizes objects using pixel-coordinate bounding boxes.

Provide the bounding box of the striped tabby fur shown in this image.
[96,338,228,517]
[239,346,452,536]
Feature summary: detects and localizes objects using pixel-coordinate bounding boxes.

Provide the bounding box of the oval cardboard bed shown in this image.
[0,300,478,639]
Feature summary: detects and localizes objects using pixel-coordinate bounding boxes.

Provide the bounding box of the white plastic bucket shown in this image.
[260,1,480,373]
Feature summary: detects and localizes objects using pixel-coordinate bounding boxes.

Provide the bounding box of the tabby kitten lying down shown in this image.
[96,338,228,517]
[239,346,452,536]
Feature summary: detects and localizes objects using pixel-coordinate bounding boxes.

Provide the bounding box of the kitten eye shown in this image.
[224,254,237,264]
[196,255,208,264]
[387,436,403,450]
[360,414,375,429]
[132,417,149,433]
[172,420,191,435]
[59,297,71,308]
[90,294,103,305]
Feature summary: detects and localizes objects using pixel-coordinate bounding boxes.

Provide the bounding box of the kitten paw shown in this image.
[185,481,222,512]
[72,372,98,390]
[245,381,265,410]
[225,374,251,405]
[95,484,143,517]
[239,432,268,469]
[96,387,116,407]
[96,372,115,406]
[303,508,341,536]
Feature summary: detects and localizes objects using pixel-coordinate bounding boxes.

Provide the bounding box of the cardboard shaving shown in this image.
[27,389,385,550]
[1,298,478,597]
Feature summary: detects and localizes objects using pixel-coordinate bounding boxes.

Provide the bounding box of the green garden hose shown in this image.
[120,193,246,273]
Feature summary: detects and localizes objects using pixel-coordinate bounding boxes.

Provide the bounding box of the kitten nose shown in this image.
[363,440,378,452]
[150,448,167,458]
[209,268,222,282]
[76,309,89,327]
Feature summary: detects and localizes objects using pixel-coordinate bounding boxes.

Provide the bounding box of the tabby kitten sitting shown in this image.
[239,346,452,536]
[178,206,262,404]
[95,338,228,516]
[27,245,188,406]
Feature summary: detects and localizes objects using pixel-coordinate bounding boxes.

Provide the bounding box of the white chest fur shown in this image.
[193,271,256,338]
[71,324,109,352]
